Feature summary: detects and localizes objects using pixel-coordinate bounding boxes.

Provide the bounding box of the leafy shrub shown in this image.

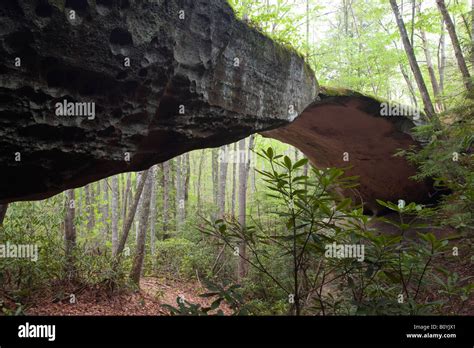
[398,99,474,232]
[200,147,472,315]
[162,279,247,315]
[0,199,65,305]
[152,238,214,279]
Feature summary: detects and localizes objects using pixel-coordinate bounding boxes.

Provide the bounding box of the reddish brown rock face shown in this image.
[263,93,434,212]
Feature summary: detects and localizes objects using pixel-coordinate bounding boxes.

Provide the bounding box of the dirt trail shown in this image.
[26,276,229,316]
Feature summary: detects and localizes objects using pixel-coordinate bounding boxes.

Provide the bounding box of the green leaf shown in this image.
[283,156,292,170]
[266,147,274,160]
[336,198,352,211]
[293,158,308,170]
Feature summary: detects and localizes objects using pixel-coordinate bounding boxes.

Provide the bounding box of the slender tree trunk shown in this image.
[85,184,94,231]
[183,153,190,220]
[130,172,153,285]
[438,19,447,94]
[237,138,247,280]
[212,148,219,210]
[343,0,349,35]
[231,143,237,217]
[162,161,170,236]
[251,154,256,193]
[184,153,190,202]
[175,156,185,230]
[76,188,82,217]
[436,0,473,92]
[114,170,150,257]
[197,150,205,214]
[0,204,8,225]
[471,0,474,67]
[218,145,229,218]
[135,172,143,242]
[64,190,77,280]
[390,0,436,117]
[400,63,419,107]
[111,175,119,255]
[410,0,416,45]
[306,0,310,59]
[237,135,254,280]
[419,20,443,111]
[459,2,472,40]
[149,166,158,259]
[96,181,101,206]
[122,173,132,224]
[101,178,109,244]
[471,0,474,69]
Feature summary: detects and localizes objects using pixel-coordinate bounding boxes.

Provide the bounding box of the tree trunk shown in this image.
[130,172,153,285]
[115,170,150,257]
[85,184,94,231]
[101,178,109,244]
[149,165,158,259]
[162,161,170,235]
[436,0,473,92]
[111,175,119,255]
[184,153,190,209]
[231,143,237,217]
[438,19,447,94]
[343,0,349,35]
[237,135,254,280]
[212,148,219,208]
[400,63,419,107]
[472,0,474,68]
[197,150,205,214]
[419,21,443,111]
[122,172,132,224]
[306,0,310,59]
[64,190,77,280]
[0,204,8,225]
[237,138,247,280]
[218,145,229,218]
[457,0,472,41]
[175,156,185,230]
[135,172,143,242]
[410,0,416,45]
[390,0,436,117]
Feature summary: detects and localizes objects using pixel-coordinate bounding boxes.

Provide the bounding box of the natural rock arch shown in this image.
[0,0,433,212]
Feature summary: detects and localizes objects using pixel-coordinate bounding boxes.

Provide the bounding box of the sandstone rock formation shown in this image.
[0,0,317,203]
[0,0,434,213]
[263,88,434,212]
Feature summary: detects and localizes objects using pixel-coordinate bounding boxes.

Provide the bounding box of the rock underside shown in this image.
[0,0,317,203]
[263,89,434,211]
[0,0,432,211]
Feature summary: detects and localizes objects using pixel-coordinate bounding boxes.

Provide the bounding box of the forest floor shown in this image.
[26,276,231,316]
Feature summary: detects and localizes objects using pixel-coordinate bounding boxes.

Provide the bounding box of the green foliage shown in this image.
[200,147,471,315]
[201,147,365,315]
[0,198,65,304]
[162,279,247,316]
[227,0,319,51]
[152,238,215,279]
[398,99,474,232]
